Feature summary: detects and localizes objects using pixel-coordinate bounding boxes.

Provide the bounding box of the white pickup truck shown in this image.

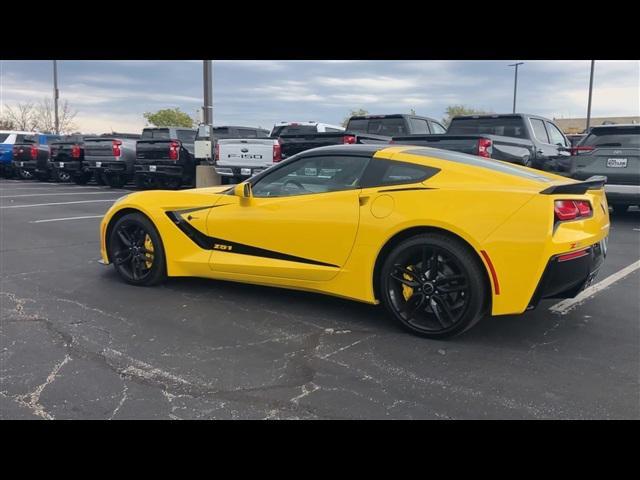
[214,122,344,183]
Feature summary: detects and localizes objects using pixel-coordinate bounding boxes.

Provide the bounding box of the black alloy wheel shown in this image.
[108,213,167,286]
[380,234,488,339]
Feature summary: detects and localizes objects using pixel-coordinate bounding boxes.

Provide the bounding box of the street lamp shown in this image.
[508,62,524,114]
[53,60,60,134]
[586,60,595,133]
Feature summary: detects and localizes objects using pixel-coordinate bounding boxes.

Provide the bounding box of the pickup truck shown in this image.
[392,113,572,172]
[84,133,141,188]
[0,130,36,178]
[277,114,447,159]
[571,123,640,214]
[214,123,334,183]
[49,135,98,184]
[11,133,62,180]
[133,127,197,189]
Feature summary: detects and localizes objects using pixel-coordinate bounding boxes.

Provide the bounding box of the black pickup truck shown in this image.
[393,114,572,172]
[277,114,447,159]
[49,135,98,184]
[134,127,197,189]
[11,133,62,180]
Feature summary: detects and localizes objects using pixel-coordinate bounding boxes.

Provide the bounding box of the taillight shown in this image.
[214,142,219,161]
[477,138,492,158]
[342,135,356,144]
[554,199,592,222]
[557,248,590,262]
[570,146,594,156]
[273,141,282,163]
[71,145,81,159]
[112,140,122,158]
[30,145,38,160]
[168,141,180,161]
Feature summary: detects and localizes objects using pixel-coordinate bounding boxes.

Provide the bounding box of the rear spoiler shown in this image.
[540,175,607,195]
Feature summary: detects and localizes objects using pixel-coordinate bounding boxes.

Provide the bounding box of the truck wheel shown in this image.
[107,174,126,188]
[94,172,107,185]
[52,170,70,182]
[73,173,91,185]
[18,168,33,180]
[379,233,488,339]
[108,212,167,286]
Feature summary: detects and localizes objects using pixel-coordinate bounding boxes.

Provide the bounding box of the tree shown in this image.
[342,108,369,127]
[2,100,78,133]
[0,116,16,130]
[442,105,492,126]
[33,98,78,133]
[3,102,38,131]
[143,108,195,128]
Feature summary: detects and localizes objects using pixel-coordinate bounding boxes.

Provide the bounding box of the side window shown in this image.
[430,121,447,134]
[177,130,196,143]
[530,119,550,143]
[252,155,370,198]
[361,159,440,187]
[409,118,429,134]
[546,122,568,146]
[256,130,269,138]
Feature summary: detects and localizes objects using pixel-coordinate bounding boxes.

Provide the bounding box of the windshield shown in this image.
[447,117,527,138]
[581,127,640,148]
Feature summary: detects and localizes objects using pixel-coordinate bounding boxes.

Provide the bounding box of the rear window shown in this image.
[45,136,62,144]
[347,118,409,136]
[0,133,10,143]
[271,125,319,137]
[141,129,171,140]
[448,117,527,138]
[582,127,640,148]
[177,130,196,143]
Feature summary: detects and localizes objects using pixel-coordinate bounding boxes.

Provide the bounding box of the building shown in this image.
[553,116,640,134]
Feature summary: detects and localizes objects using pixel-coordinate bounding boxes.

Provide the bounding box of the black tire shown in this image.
[94,172,107,185]
[73,173,91,185]
[53,169,71,183]
[108,212,167,286]
[379,233,488,339]
[106,174,126,188]
[18,168,33,180]
[610,204,630,214]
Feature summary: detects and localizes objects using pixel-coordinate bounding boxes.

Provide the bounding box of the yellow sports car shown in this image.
[99,145,609,338]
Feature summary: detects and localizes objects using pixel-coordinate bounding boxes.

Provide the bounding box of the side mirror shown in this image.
[233,181,253,199]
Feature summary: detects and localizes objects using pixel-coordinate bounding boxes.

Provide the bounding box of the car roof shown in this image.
[590,123,639,129]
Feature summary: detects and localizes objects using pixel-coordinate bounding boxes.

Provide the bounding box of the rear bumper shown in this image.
[52,161,83,173]
[214,166,267,178]
[527,240,606,309]
[86,160,130,175]
[605,184,640,204]
[134,164,185,178]
[12,160,36,170]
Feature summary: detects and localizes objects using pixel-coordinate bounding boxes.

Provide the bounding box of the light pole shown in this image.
[586,60,595,133]
[53,60,60,134]
[202,60,213,126]
[508,62,524,113]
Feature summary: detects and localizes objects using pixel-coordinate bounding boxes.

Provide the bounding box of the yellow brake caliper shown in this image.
[144,234,154,269]
[402,265,415,301]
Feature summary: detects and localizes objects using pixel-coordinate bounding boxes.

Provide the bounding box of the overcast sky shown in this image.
[1,60,638,133]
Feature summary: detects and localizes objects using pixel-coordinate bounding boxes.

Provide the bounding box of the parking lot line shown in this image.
[0,199,117,209]
[549,259,640,315]
[30,215,104,223]
[1,192,125,198]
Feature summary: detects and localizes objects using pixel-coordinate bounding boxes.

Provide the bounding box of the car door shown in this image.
[206,154,371,281]
[529,117,558,169]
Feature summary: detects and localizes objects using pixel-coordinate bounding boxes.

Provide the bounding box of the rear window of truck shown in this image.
[271,125,319,137]
[447,117,527,138]
[141,129,171,140]
[347,118,408,136]
[581,127,640,148]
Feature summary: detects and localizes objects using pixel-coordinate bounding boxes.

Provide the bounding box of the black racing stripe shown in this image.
[165,211,339,268]
[172,204,230,216]
[377,187,436,193]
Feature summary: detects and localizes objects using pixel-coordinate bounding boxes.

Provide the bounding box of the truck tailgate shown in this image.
[217,139,276,168]
[136,140,172,161]
[393,134,481,156]
[278,132,347,158]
